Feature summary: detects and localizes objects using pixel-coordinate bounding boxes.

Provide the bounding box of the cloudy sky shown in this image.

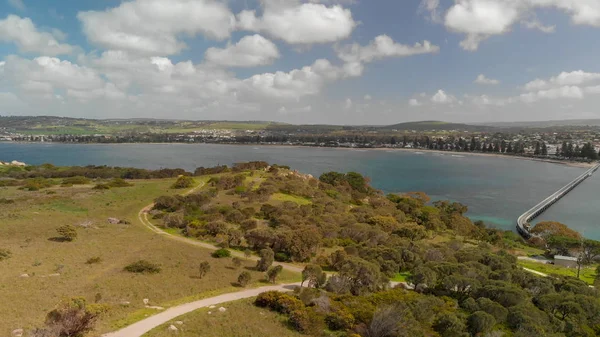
[1,0,600,124]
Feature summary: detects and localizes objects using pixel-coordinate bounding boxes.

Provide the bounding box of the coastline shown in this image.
[1,141,595,168]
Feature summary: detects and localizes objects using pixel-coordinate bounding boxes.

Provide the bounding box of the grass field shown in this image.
[143,298,302,337]
[0,180,299,336]
[391,272,411,282]
[518,260,597,285]
[270,193,312,205]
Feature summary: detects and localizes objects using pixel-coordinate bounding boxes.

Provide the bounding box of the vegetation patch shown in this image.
[211,248,232,258]
[124,260,162,274]
[518,260,597,285]
[270,193,312,205]
[0,248,11,261]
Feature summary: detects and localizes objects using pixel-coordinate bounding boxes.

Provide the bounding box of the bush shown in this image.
[172,175,195,189]
[124,260,161,274]
[56,225,78,242]
[108,178,133,188]
[325,306,355,331]
[238,271,252,287]
[275,252,291,262]
[256,248,274,272]
[61,176,91,186]
[85,257,102,265]
[289,308,325,335]
[41,297,108,337]
[92,184,110,190]
[0,198,15,204]
[0,248,11,261]
[212,248,231,258]
[255,291,304,314]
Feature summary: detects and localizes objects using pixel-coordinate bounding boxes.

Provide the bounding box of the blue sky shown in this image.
[1,0,600,124]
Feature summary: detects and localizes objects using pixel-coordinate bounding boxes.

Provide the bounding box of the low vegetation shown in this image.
[124,260,162,274]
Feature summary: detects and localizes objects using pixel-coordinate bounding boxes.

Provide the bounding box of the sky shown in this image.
[1,0,600,125]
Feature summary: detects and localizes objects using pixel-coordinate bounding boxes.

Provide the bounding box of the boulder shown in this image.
[218,307,227,312]
[120,301,131,306]
[143,298,150,305]
[12,329,23,337]
[168,325,178,332]
[209,305,216,309]
[175,321,183,325]
[19,274,29,278]
[108,218,120,224]
[48,273,60,277]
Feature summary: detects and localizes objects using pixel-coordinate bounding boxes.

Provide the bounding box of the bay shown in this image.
[1,142,597,238]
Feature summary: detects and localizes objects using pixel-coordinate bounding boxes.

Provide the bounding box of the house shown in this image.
[554,255,578,268]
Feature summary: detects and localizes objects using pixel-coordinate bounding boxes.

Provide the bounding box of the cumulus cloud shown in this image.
[431,89,456,104]
[237,1,355,44]
[474,74,499,85]
[205,34,280,67]
[77,0,235,55]
[0,15,75,55]
[336,35,440,64]
[426,0,600,50]
[520,86,584,102]
[524,70,600,90]
[409,98,421,106]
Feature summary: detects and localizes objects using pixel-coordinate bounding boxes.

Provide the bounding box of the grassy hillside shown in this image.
[0,174,298,336]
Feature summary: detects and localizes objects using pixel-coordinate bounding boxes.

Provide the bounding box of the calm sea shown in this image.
[1,143,598,238]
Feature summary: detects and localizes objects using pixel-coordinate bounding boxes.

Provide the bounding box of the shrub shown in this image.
[289,308,325,335]
[21,177,55,191]
[92,184,110,190]
[238,271,252,287]
[124,260,161,274]
[232,257,242,269]
[0,248,11,261]
[267,265,283,283]
[108,178,133,188]
[85,257,102,265]
[325,306,355,331]
[0,198,15,204]
[255,291,304,314]
[61,176,91,186]
[172,175,195,189]
[198,261,211,279]
[256,247,274,272]
[255,291,283,308]
[212,248,231,258]
[275,252,291,262]
[41,297,108,337]
[56,225,78,242]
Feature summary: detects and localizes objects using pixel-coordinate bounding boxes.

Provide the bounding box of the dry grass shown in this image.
[269,193,312,205]
[0,181,299,336]
[142,298,302,337]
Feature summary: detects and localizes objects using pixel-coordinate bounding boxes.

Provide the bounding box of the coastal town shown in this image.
[2,117,600,163]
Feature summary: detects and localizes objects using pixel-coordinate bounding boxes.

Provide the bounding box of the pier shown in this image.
[517,163,600,239]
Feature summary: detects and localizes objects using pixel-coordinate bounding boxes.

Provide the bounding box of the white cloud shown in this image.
[524,70,600,90]
[336,35,440,64]
[0,15,75,55]
[237,2,355,44]
[364,94,372,100]
[409,98,421,106]
[585,85,600,94]
[205,34,280,67]
[520,85,584,102]
[419,0,442,22]
[474,74,499,85]
[78,0,235,55]
[431,89,455,104]
[436,0,600,50]
[523,18,556,33]
[8,0,26,11]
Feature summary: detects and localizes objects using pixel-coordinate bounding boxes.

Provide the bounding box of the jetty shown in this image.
[517,163,600,239]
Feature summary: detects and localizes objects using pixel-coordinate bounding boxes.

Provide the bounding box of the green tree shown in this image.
[232,257,242,269]
[237,271,252,287]
[266,265,283,283]
[541,142,548,156]
[256,248,274,272]
[198,261,210,279]
[534,142,541,155]
[56,225,78,242]
[408,266,437,291]
[171,175,195,189]
[467,311,496,336]
[302,264,326,288]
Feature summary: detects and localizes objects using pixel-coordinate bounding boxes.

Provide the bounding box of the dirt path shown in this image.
[101,283,301,337]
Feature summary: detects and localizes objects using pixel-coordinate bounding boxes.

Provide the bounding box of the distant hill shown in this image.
[480,119,600,128]
[380,121,494,132]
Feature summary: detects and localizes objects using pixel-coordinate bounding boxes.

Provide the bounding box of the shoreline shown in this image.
[1,141,595,169]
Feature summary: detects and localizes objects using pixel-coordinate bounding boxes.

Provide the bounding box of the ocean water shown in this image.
[1,143,597,238]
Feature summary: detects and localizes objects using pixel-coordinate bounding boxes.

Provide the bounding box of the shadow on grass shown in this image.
[48,237,70,242]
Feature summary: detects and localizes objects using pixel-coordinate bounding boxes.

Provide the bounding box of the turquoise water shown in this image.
[1,143,597,238]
